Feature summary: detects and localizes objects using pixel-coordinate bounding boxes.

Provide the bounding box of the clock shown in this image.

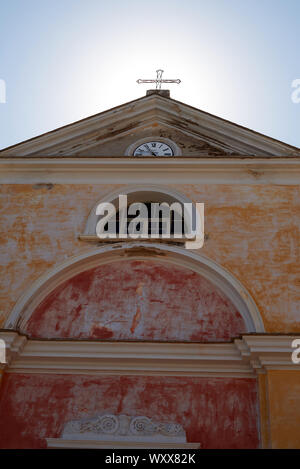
[125,137,181,157]
[134,141,173,157]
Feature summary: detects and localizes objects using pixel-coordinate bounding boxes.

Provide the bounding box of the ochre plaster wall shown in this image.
[1,183,299,333]
[267,370,300,448]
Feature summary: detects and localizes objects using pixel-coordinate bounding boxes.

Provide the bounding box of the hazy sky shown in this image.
[1,0,300,149]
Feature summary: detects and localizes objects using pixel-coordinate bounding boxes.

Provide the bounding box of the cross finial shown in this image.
[137,69,181,90]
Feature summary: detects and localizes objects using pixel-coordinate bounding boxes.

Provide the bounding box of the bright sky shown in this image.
[1,0,300,150]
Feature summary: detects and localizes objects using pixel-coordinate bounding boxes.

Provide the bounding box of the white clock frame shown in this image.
[125,137,182,157]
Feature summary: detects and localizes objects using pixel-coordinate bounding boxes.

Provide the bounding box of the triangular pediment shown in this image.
[1,93,299,157]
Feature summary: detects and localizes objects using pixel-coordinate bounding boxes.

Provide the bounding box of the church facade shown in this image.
[0,90,299,448]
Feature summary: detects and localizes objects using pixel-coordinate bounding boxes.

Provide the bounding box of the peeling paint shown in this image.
[0,373,260,449]
[24,260,245,341]
[0,183,299,333]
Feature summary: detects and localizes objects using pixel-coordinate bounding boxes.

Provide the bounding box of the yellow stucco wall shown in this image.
[267,370,300,448]
[1,183,299,332]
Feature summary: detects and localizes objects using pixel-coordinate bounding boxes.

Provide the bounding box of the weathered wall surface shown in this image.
[267,370,300,448]
[0,183,299,333]
[0,373,260,449]
[25,260,244,340]
[71,124,230,157]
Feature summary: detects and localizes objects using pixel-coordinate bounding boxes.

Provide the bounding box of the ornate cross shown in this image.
[137,69,181,90]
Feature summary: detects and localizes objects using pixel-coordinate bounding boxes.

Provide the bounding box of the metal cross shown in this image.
[137,69,181,90]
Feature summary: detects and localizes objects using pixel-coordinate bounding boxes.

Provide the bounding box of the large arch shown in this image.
[5,242,264,334]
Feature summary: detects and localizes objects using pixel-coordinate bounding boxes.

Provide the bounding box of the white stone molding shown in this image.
[235,335,300,371]
[63,413,186,442]
[0,157,300,184]
[1,331,299,377]
[46,439,200,449]
[5,243,264,334]
[46,412,200,449]
[2,339,254,377]
[0,330,27,368]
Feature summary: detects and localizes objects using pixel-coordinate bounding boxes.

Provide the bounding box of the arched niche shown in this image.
[83,185,194,236]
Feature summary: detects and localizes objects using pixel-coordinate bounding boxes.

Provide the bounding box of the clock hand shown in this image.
[145,143,157,156]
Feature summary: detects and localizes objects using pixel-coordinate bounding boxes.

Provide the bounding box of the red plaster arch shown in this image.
[5,243,264,337]
[24,258,246,341]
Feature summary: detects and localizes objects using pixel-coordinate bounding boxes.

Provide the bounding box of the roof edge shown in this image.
[1,93,299,154]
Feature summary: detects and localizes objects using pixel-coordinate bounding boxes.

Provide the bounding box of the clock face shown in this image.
[133,141,174,157]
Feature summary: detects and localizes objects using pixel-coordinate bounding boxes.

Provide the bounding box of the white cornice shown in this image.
[0,331,299,377]
[235,335,300,370]
[0,331,27,366]
[0,157,299,184]
[46,438,201,449]
[3,337,254,378]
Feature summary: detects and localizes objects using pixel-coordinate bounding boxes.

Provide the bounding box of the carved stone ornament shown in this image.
[62,413,187,443]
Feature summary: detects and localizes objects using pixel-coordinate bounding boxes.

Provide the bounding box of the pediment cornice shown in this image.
[1,94,299,157]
